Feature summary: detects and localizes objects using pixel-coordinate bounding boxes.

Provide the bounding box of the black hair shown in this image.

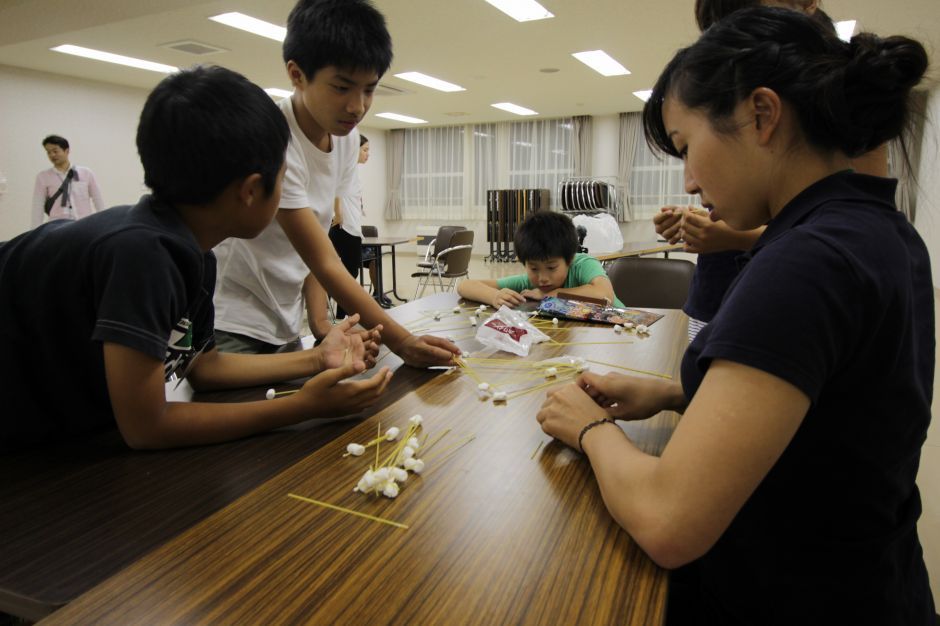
[136,65,290,205]
[42,135,69,150]
[643,7,928,161]
[283,0,392,80]
[694,0,834,32]
[360,133,369,146]
[514,211,579,264]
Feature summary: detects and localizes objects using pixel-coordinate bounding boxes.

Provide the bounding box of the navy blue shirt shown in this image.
[0,196,216,449]
[679,172,935,625]
[683,249,740,323]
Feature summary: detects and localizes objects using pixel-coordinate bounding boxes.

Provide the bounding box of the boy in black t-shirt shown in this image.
[0,66,391,451]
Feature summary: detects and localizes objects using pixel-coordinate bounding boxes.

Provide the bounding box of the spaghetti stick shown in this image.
[287,494,409,530]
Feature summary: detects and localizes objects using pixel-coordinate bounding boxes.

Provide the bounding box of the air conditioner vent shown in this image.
[162,40,228,55]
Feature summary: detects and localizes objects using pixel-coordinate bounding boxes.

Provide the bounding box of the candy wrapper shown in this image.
[475,306,549,356]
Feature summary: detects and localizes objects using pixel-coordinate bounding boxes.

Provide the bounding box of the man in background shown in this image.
[32,135,105,227]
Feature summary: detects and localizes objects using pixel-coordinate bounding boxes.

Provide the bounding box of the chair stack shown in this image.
[411,229,475,299]
[484,189,550,263]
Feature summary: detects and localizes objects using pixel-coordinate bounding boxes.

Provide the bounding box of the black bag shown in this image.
[43,168,76,215]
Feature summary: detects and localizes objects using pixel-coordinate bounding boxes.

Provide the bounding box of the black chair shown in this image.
[606,257,696,309]
[415,225,467,274]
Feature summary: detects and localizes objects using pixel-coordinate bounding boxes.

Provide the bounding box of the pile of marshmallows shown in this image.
[346,415,425,499]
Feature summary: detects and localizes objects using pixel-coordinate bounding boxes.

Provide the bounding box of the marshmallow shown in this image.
[265,388,276,400]
[403,457,418,470]
[470,316,478,326]
[391,467,409,483]
[545,367,558,378]
[493,391,508,403]
[385,426,401,441]
[407,437,421,449]
[356,470,376,492]
[478,382,490,391]
[346,443,366,456]
[637,324,649,334]
[409,414,423,426]
[613,324,623,334]
[382,481,400,498]
[624,322,635,329]
[453,306,461,313]
[373,467,390,483]
[461,351,471,358]
[552,317,559,326]
[402,446,416,460]
[411,459,426,474]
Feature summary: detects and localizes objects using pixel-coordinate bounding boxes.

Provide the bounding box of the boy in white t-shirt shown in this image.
[213,0,459,366]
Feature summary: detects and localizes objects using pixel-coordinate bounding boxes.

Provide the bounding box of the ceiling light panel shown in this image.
[834,20,856,42]
[491,102,537,116]
[394,72,465,92]
[572,50,630,76]
[51,45,177,74]
[484,0,554,22]
[632,89,652,102]
[375,112,428,124]
[209,13,286,42]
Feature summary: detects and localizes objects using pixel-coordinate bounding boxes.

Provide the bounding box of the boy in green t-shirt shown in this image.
[458,211,623,308]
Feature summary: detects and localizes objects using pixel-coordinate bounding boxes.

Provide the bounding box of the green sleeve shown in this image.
[496,272,532,291]
[566,253,625,307]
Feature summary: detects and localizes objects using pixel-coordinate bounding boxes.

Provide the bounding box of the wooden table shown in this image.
[41,294,689,625]
[595,241,685,265]
[361,235,415,304]
[0,297,445,622]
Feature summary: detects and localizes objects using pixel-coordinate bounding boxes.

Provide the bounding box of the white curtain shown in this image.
[627,124,696,219]
[400,126,465,220]
[471,123,500,211]
[507,118,574,208]
[618,112,642,222]
[384,129,404,220]
[572,115,593,177]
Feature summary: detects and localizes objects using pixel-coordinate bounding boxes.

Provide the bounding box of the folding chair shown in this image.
[411,229,475,299]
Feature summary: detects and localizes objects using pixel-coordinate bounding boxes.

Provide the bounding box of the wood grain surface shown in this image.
[41,294,688,626]
[0,295,445,621]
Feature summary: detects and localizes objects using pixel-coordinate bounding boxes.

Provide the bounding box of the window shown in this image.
[400,126,464,220]
[628,138,696,218]
[507,119,573,207]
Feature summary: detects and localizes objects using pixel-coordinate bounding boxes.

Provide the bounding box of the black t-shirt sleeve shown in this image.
[698,231,867,403]
[89,231,196,361]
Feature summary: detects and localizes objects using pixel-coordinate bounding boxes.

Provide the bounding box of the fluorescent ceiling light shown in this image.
[375,112,428,124]
[394,71,465,92]
[484,0,554,22]
[572,50,630,77]
[209,12,286,42]
[633,89,653,102]
[264,88,292,99]
[491,102,537,116]
[835,20,856,42]
[51,45,177,74]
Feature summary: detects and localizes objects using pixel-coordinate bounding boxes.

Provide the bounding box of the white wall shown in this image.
[914,86,940,289]
[0,65,148,240]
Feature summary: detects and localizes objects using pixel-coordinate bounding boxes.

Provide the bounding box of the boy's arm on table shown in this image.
[275,208,459,367]
[540,276,615,304]
[457,278,526,308]
[103,341,391,450]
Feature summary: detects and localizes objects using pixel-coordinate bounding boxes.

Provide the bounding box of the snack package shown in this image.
[475,305,550,356]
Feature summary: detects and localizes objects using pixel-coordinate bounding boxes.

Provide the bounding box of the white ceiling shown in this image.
[1,0,938,130]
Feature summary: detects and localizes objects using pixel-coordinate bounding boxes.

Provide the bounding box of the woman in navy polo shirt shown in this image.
[537,7,934,625]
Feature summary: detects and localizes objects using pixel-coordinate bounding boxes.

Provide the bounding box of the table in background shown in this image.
[43,295,689,625]
[361,235,414,305]
[595,241,685,266]
[0,297,445,622]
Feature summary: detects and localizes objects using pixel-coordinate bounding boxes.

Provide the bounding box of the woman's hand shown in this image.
[536,382,611,450]
[653,206,687,244]
[577,371,685,421]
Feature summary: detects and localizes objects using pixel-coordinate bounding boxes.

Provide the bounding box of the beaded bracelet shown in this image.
[578,417,616,453]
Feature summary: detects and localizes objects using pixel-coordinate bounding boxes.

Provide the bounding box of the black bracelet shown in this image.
[578,418,616,453]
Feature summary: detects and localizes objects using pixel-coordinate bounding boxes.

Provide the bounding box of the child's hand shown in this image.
[395,334,461,368]
[297,361,392,418]
[520,288,548,301]
[316,314,371,370]
[492,288,526,308]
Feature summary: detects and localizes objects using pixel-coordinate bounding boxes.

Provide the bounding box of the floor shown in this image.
[371,253,940,605]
